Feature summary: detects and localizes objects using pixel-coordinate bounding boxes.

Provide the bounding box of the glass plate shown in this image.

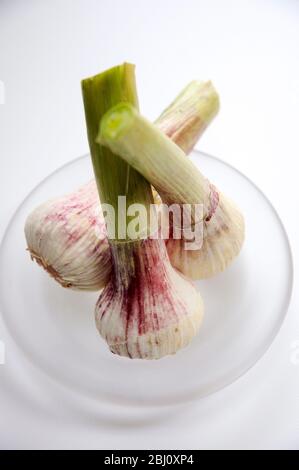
[0,151,293,407]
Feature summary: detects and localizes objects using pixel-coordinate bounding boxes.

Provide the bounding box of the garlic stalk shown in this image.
[25,80,219,290]
[82,63,203,359]
[98,103,245,280]
[157,80,219,154]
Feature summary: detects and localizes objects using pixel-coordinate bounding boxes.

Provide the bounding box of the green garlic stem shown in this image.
[97,103,210,213]
[81,63,153,241]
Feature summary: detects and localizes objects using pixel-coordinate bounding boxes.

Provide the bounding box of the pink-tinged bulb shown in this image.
[95,237,203,359]
[25,181,111,290]
[165,191,245,279]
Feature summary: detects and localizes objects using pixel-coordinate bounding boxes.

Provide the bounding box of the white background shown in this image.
[0,0,299,449]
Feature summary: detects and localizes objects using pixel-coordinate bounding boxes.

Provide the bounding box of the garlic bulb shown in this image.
[98,103,245,280]
[25,181,111,290]
[165,191,245,278]
[96,237,203,359]
[25,80,219,290]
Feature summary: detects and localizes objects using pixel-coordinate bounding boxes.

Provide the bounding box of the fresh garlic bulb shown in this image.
[96,237,203,359]
[98,103,245,281]
[25,181,111,290]
[25,80,219,290]
[165,191,245,278]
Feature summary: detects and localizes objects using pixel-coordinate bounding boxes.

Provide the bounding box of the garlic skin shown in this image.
[166,192,245,279]
[25,181,111,290]
[95,237,203,359]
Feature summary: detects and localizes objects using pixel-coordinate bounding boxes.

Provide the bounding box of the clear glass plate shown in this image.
[0,151,293,407]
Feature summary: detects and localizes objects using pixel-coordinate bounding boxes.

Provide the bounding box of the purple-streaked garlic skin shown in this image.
[95,237,203,359]
[166,191,245,279]
[25,181,111,290]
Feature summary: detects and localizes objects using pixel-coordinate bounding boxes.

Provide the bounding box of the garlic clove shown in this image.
[95,237,203,359]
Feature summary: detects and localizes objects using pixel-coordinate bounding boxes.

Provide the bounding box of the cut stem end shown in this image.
[97,103,135,145]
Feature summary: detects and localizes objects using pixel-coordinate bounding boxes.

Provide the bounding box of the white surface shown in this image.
[0,0,298,450]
